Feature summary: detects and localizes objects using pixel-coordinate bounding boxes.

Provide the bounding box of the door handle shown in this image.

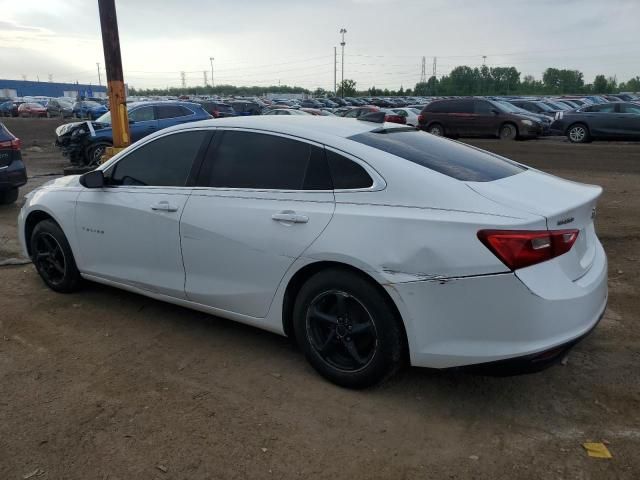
[151,201,178,212]
[272,211,309,224]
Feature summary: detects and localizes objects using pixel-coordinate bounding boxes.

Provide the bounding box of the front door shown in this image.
[181,129,335,318]
[75,130,210,298]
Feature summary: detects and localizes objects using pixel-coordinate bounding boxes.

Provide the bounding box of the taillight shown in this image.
[477,229,579,270]
[0,138,20,150]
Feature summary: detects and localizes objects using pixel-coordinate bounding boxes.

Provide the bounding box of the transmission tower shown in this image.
[180,71,186,88]
[420,56,426,83]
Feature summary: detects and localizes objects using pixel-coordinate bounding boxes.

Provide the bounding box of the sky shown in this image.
[1,0,639,91]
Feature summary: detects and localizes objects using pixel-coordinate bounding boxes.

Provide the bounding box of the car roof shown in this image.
[159,115,406,142]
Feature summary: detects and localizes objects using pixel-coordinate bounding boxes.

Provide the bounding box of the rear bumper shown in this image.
[385,241,608,369]
[0,159,28,191]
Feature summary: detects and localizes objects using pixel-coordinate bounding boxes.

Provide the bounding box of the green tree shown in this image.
[337,79,357,97]
[542,68,584,93]
[593,75,608,93]
[413,81,430,96]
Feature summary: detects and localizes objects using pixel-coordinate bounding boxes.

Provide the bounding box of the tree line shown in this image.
[129,66,640,97]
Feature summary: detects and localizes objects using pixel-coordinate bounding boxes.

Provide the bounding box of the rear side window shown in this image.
[206,131,331,190]
[349,130,524,182]
[156,105,192,119]
[326,150,373,189]
[110,130,207,186]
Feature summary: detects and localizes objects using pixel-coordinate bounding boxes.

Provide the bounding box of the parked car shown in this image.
[551,102,640,143]
[72,101,108,120]
[263,108,311,116]
[418,98,542,140]
[18,102,47,118]
[0,122,27,204]
[329,97,349,107]
[391,108,421,126]
[299,99,324,109]
[340,106,406,124]
[195,101,236,118]
[508,100,560,119]
[0,101,24,117]
[20,116,607,388]
[46,99,74,118]
[55,101,212,165]
[228,100,262,116]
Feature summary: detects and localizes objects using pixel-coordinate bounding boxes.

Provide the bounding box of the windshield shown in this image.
[84,101,101,107]
[533,101,553,112]
[95,111,111,123]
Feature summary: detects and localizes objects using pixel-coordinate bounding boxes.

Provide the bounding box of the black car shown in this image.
[551,102,640,143]
[0,122,27,204]
[328,97,349,107]
[508,100,560,119]
[299,99,324,109]
[227,101,262,116]
[195,101,236,118]
[46,99,74,118]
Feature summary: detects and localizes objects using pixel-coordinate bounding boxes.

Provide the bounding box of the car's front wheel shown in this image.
[567,123,590,143]
[30,219,82,293]
[85,142,111,166]
[499,122,518,140]
[293,269,405,388]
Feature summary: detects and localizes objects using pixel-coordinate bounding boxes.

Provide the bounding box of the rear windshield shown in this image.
[348,129,525,182]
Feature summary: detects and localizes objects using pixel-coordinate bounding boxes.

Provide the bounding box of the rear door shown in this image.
[156,104,196,130]
[128,105,159,142]
[180,129,335,318]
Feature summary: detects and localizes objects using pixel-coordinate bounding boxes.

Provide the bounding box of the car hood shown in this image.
[55,121,110,137]
[42,174,82,189]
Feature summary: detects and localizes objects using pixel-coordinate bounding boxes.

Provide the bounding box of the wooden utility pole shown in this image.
[98,0,130,161]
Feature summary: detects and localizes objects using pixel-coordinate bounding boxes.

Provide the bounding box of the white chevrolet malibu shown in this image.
[18,116,607,388]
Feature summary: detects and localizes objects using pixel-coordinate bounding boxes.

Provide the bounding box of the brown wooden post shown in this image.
[98,0,130,162]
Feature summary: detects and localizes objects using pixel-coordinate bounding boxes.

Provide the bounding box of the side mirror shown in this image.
[79,170,105,188]
[491,109,501,115]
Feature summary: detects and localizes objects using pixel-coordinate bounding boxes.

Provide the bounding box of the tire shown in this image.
[30,219,82,293]
[0,188,19,205]
[567,123,590,143]
[293,268,405,389]
[499,122,518,140]
[427,123,444,136]
[85,142,110,166]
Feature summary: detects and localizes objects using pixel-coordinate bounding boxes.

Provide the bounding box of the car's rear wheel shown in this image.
[499,123,518,140]
[427,123,444,136]
[567,123,590,143]
[0,188,19,205]
[30,219,81,293]
[293,269,404,388]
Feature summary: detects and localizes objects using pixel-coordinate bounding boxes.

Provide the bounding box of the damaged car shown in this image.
[55,101,211,165]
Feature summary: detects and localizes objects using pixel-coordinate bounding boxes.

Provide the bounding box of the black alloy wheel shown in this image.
[293,268,404,388]
[33,232,67,287]
[306,290,378,372]
[30,219,81,293]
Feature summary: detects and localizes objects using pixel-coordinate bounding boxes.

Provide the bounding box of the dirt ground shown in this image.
[1,118,639,479]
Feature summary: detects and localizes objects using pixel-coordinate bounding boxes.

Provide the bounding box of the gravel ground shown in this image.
[1,118,639,479]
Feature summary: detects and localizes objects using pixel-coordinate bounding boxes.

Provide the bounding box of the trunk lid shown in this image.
[468,169,602,280]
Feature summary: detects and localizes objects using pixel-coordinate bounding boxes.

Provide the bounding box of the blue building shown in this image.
[0,79,107,99]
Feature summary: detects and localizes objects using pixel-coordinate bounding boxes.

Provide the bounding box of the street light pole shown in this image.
[209,56,214,90]
[340,28,347,98]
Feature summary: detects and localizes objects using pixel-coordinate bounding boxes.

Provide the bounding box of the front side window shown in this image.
[109,130,207,186]
[349,129,524,182]
[474,100,492,114]
[621,104,640,114]
[207,131,331,190]
[129,106,155,122]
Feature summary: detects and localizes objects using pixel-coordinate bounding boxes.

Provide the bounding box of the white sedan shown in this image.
[18,116,607,388]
